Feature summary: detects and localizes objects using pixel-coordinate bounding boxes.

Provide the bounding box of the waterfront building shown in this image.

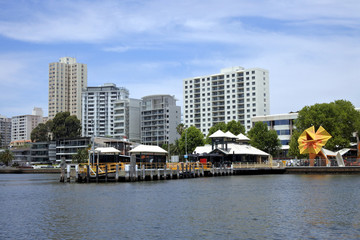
[193,130,269,164]
[0,114,11,148]
[48,57,87,120]
[183,66,270,135]
[113,98,141,142]
[141,95,181,146]
[11,107,43,142]
[30,141,56,165]
[81,83,129,138]
[251,112,298,148]
[56,137,132,163]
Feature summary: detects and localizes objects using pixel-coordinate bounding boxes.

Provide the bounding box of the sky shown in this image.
[0,0,359,118]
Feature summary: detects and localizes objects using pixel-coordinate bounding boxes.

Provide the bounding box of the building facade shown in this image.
[81,83,129,138]
[141,95,181,145]
[0,114,11,148]
[252,112,298,157]
[11,108,43,142]
[48,57,87,120]
[183,66,270,135]
[113,98,141,142]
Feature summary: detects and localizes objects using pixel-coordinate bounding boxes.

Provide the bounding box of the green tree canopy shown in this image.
[0,149,14,166]
[247,122,281,156]
[178,126,205,156]
[72,148,89,163]
[51,112,81,139]
[31,121,53,142]
[289,100,360,155]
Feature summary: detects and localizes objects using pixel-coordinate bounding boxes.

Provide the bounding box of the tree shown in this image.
[288,130,307,159]
[72,148,89,163]
[178,126,205,156]
[226,120,246,135]
[290,100,360,154]
[0,149,14,166]
[31,121,52,142]
[247,122,281,156]
[51,112,81,139]
[176,124,185,136]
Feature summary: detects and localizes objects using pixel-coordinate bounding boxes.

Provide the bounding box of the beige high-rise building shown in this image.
[48,57,87,120]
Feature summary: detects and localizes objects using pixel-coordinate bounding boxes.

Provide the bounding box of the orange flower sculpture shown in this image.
[298,126,332,154]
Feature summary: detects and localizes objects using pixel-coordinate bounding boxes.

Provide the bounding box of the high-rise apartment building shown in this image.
[82,83,129,137]
[141,95,181,146]
[113,98,141,142]
[183,66,270,135]
[11,107,43,142]
[48,57,87,120]
[0,114,11,147]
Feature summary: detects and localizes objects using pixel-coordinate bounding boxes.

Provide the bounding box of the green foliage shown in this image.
[291,100,360,153]
[31,121,52,142]
[0,149,14,166]
[161,142,181,156]
[287,130,307,158]
[51,112,81,139]
[178,126,205,155]
[247,122,281,156]
[205,121,245,144]
[72,148,89,163]
[176,124,185,136]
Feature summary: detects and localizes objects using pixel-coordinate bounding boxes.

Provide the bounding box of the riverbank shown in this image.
[0,167,60,174]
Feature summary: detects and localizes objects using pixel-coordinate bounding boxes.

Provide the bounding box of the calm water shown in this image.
[1,174,360,240]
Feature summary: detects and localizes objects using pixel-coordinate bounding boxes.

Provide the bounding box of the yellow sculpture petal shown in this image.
[298,126,332,154]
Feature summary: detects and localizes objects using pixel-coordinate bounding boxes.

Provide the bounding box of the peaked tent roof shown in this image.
[193,143,269,156]
[129,145,168,154]
[224,131,238,139]
[209,130,227,138]
[237,133,250,141]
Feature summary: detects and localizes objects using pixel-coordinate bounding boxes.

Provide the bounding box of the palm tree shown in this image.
[0,149,14,166]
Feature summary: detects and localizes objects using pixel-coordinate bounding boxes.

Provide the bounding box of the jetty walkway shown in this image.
[60,162,284,183]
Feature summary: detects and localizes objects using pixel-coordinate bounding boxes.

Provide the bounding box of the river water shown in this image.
[0,174,359,239]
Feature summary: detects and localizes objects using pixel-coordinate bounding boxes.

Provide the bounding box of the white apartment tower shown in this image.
[113,98,141,142]
[183,66,270,135]
[48,57,87,120]
[82,83,129,138]
[11,107,43,142]
[141,95,181,146]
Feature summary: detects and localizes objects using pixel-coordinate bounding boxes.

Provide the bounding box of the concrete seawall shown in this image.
[0,167,60,174]
[285,166,360,174]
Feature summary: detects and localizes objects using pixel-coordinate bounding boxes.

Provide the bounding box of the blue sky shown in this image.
[0,0,359,118]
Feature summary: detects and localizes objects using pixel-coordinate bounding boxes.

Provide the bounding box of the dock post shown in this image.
[177,165,180,179]
[75,165,79,182]
[157,169,160,180]
[105,165,108,182]
[181,162,184,178]
[130,155,136,181]
[185,164,188,178]
[86,164,90,183]
[150,169,153,181]
[115,164,119,182]
[201,164,204,177]
[163,164,167,180]
[96,164,99,183]
[142,164,145,180]
[170,168,173,179]
[66,164,70,182]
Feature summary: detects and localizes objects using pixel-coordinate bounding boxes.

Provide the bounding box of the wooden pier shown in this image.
[59,161,285,183]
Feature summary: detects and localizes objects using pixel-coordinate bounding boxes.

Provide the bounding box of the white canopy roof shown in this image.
[194,143,269,156]
[237,133,250,141]
[225,131,237,139]
[129,145,168,154]
[209,130,227,138]
[93,147,120,153]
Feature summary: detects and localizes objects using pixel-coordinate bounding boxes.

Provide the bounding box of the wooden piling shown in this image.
[115,164,119,182]
[105,165,108,182]
[96,164,99,183]
[163,165,167,180]
[177,165,180,179]
[86,165,90,183]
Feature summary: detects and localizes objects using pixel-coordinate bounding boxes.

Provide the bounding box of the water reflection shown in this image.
[1,174,360,239]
